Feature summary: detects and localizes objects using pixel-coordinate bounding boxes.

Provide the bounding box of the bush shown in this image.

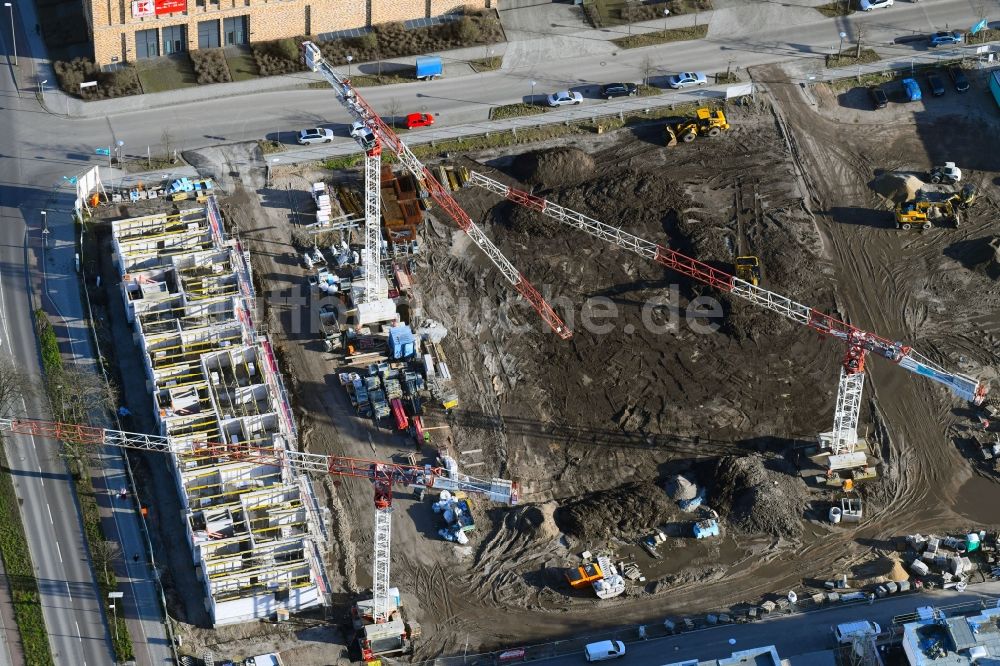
[53,57,141,100]
[190,48,233,84]
[452,17,480,42]
[351,32,379,51]
[251,38,307,77]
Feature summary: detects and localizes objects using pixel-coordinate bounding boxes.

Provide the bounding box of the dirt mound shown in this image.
[555,482,672,542]
[511,147,596,190]
[709,455,807,538]
[871,172,924,204]
[665,474,699,501]
[515,501,561,540]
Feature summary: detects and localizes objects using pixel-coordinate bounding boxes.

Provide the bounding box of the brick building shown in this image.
[84,0,491,67]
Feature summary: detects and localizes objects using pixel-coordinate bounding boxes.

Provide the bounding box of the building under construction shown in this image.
[110,197,331,625]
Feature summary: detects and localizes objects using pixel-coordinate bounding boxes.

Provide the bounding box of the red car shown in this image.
[404,113,434,129]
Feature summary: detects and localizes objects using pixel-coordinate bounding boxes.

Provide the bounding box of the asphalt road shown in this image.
[52,0,997,166]
[0,8,170,665]
[535,583,1000,666]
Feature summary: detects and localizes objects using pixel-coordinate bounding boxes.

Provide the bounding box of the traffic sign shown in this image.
[95,148,110,156]
[971,19,988,35]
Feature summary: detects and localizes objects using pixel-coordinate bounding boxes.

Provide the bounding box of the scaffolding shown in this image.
[111,200,330,625]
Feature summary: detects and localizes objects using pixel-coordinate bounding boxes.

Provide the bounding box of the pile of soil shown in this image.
[665,474,699,501]
[870,172,924,204]
[709,455,808,538]
[511,147,596,190]
[555,482,673,542]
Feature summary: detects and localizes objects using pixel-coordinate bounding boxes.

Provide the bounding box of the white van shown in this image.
[833,620,881,644]
[584,640,626,662]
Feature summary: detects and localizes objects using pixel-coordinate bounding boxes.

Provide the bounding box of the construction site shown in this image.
[76,49,1000,666]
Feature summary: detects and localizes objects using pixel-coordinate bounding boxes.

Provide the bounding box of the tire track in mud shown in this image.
[761,68,977,535]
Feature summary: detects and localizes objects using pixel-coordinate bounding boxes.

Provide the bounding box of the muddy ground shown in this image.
[166,65,1000,662]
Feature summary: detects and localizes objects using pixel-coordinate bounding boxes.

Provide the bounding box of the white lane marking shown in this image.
[75,621,81,639]
[55,541,62,562]
[65,581,72,600]
[46,504,53,524]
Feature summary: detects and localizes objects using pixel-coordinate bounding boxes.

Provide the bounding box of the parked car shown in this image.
[403,112,434,129]
[929,31,962,47]
[869,86,888,109]
[927,72,946,96]
[600,82,638,99]
[902,78,922,102]
[584,641,626,662]
[349,121,377,151]
[949,66,970,92]
[666,72,708,89]
[859,0,893,10]
[297,128,334,145]
[546,90,583,107]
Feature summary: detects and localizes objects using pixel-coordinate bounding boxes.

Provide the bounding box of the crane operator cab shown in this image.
[350,120,379,153]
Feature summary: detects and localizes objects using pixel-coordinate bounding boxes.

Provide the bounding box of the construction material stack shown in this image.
[313,182,332,227]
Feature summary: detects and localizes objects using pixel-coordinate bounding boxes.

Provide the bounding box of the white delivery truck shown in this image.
[584,640,626,662]
[834,620,881,644]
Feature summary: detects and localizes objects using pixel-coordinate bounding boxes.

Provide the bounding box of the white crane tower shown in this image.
[300,41,572,340]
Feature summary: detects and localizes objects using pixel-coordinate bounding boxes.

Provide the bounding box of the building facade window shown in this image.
[162,24,187,55]
[223,15,248,46]
[135,28,159,59]
[198,20,220,49]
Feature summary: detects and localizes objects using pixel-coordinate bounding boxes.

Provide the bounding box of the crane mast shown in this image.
[362,150,383,303]
[466,171,987,455]
[300,42,571,340]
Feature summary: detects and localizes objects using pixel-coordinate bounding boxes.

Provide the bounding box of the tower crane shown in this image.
[0,416,518,660]
[299,42,572,340]
[465,171,987,465]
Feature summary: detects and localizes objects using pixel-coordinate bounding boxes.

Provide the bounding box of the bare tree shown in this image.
[91,539,119,584]
[640,55,655,87]
[161,128,175,163]
[48,365,119,467]
[855,26,865,60]
[386,97,401,128]
[0,358,31,418]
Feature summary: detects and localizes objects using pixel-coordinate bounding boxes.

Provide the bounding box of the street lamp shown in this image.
[3,3,15,67]
[346,54,353,78]
[108,591,123,642]
[115,140,125,190]
[838,31,847,60]
[41,211,48,247]
[530,79,536,103]
[663,8,670,32]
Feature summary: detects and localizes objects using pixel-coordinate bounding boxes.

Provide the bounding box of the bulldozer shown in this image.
[735,256,761,286]
[666,107,730,146]
[895,184,977,230]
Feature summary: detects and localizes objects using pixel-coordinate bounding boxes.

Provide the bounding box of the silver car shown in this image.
[546,90,583,107]
[297,128,334,145]
[667,72,708,89]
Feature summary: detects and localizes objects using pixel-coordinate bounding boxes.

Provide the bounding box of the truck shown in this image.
[415,56,442,80]
[991,70,1000,109]
[833,620,881,644]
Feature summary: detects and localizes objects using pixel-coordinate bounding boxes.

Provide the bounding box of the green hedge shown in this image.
[32,310,133,662]
[0,442,54,665]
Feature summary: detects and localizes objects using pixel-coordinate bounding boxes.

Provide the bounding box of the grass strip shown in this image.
[815,1,853,17]
[825,47,881,68]
[33,309,134,662]
[611,24,708,49]
[0,441,54,665]
[489,103,547,120]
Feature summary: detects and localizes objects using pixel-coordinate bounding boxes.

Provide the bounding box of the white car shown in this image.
[297,128,334,145]
[667,72,708,89]
[859,0,892,10]
[546,90,583,107]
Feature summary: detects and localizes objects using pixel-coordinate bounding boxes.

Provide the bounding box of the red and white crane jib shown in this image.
[300,42,571,340]
[466,171,987,405]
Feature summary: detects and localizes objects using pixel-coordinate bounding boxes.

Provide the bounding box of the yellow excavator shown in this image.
[735,256,762,286]
[895,184,977,230]
[666,107,730,146]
